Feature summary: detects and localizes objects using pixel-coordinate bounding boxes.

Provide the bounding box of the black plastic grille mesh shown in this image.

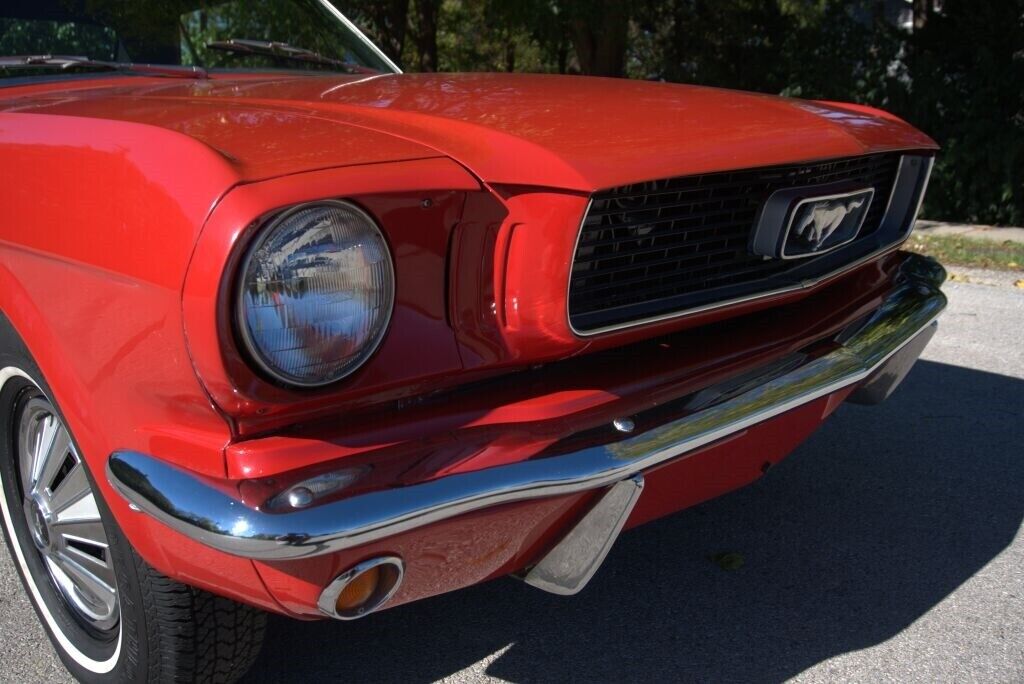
[569,153,901,331]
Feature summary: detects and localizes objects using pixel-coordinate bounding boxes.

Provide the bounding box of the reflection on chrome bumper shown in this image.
[107,254,947,562]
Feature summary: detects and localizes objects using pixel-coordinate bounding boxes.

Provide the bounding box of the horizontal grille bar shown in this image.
[568,153,903,332]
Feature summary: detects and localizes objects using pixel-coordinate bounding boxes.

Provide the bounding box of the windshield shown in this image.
[0,0,396,80]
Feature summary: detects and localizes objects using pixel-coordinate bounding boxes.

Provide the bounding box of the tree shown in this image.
[350,0,1024,223]
[565,0,630,76]
[911,0,933,29]
[896,0,1024,224]
[410,0,442,71]
[349,0,411,65]
[482,0,563,73]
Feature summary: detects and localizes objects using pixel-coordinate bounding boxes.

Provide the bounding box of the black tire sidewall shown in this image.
[0,322,151,682]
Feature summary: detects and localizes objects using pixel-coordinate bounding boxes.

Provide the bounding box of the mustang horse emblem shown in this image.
[793,197,866,249]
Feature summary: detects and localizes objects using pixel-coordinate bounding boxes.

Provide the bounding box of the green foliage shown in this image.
[0,19,118,59]
[433,0,550,73]
[353,0,1022,225]
[895,1,1024,225]
[0,1,389,72]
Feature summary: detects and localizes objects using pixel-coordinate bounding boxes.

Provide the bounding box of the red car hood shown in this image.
[1,72,936,190]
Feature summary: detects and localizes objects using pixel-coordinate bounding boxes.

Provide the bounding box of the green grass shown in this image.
[905,234,1024,272]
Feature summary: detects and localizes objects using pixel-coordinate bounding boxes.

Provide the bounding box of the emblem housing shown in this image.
[751,182,875,260]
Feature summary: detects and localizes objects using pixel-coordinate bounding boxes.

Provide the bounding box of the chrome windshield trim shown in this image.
[567,152,933,338]
[318,0,403,74]
[107,254,946,561]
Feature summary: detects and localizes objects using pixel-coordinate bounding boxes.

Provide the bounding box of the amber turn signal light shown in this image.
[334,566,381,612]
[317,556,405,620]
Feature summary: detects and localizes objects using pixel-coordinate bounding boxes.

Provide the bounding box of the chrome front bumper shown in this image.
[107,254,947,568]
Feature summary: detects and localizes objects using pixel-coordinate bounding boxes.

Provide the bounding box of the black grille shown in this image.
[568,153,902,333]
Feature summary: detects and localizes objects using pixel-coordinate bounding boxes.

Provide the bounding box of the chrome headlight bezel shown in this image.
[234,199,396,389]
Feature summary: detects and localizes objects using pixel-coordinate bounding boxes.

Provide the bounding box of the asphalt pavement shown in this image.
[1,267,1021,683]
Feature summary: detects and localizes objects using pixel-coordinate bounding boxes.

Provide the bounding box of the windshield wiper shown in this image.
[0,55,207,79]
[205,39,373,73]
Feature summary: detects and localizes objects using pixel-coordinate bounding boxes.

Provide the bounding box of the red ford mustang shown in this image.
[0,1,946,681]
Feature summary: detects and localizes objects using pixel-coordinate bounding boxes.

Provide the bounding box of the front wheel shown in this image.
[0,357,265,682]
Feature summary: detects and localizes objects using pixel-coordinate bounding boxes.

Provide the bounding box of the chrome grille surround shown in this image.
[568,153,934,336]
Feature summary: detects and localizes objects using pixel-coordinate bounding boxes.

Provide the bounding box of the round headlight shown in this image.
[237,200,395,387]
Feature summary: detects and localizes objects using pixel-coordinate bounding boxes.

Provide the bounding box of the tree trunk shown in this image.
[568,1,629,77]
[376,0,411,65]
[412,0,441,72]
[912,0,931,30]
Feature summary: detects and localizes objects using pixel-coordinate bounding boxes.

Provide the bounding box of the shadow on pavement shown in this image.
[244,360,1024,683]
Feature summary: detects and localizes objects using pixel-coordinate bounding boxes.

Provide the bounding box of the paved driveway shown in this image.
[2,270,1022,683]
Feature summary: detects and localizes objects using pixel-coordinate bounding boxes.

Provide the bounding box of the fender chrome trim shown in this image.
[107,254,946,561]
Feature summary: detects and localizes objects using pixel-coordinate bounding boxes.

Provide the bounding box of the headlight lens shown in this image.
[237,200,394,387]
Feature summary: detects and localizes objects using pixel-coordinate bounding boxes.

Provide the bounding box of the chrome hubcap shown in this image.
[26,495,51,551]
[17,398,119,633]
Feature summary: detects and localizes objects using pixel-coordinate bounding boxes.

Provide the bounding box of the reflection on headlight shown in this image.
[238,201,394,387]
